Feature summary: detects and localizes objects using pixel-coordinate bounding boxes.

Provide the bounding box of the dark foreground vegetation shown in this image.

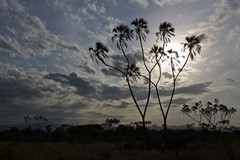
[1,124,240,160]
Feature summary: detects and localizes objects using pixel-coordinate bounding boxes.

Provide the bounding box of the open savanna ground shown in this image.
[1,127,240,160]
[1,141,240,160]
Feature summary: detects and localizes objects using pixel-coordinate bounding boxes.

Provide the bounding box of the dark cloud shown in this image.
[100,84,130,100]
[226,78,235,82]
[0,77,41,104]
[101,68,123,77]
[156,81,212,97]
[83,112,123,120]
[162,97,192,106]
[114,101,129,109]
[77,63,96,74]
[175,82,212,95]
[101,51,145,77]
[44,72,96,96]
[227,0,240,9]
[162,72,172,79]
[101,101,129,109]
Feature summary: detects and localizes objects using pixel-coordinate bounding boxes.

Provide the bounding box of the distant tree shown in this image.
[89,17,202,134]
[24,115,32,129]
[45,124,52,132]
[104,118,120,130]
[24,115,48,130]
[181,99,236,131]
[131,121,151,129]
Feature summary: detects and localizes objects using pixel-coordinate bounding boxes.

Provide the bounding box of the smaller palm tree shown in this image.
[125,63,140,83]
[89,42,109,64]
[149,44,166,62]
[156,21,175,44]
[181,35,201,61]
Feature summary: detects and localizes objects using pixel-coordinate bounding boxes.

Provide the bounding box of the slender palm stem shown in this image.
[120,45,130,67]
[126,80,143,117]
[138,34,149,72]
[100,59,126,77]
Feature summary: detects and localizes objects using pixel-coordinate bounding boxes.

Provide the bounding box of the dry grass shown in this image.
[0,141,240,160]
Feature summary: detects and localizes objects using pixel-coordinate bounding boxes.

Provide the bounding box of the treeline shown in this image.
[1,122,240,150]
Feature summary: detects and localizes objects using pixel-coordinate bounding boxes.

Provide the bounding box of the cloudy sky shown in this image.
[0,0,240,127]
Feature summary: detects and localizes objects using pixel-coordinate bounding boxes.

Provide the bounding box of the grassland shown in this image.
[1,141,240,160]
[1,125,240,160]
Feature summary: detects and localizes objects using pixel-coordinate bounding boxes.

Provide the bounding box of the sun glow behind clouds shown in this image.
[164,41,187,68]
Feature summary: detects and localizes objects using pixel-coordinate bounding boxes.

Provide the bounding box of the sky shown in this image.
[0,0,240,127]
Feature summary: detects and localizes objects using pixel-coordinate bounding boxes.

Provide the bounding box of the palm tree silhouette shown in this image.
[182,35,201,61]
[112,24,133,66]
[112,24,133,50]
[156,21,175,44]
[89,42,109,64]
[125,63,140,83]
[149,45,163,62]
[131,18,150,70]
[131,18,149,42]
[131,18,151,141]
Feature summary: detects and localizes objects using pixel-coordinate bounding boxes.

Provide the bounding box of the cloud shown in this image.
[162,97,192,105]
[225,78,235,82]
[154,0,196,6]
[162,72,173,79]
[99,84,129,100]
[47,0,122,44]
[187,0,239,49]
[175,81,212,95]
[0,0,25,14]
[0,0,81,58]
[114,101,129,109]
[227,25,240,63]
[0,62,96,124]
[157,81,212,97]
[130,0,149,8]
[46,37,80,52]
[0,77,40,104]
[19,15,47,34]
[44,72,96,96]
[0,35,22,56]
[100,50,145,77]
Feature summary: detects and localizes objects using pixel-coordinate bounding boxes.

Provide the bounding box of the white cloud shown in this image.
[0,0,25,13]
[227,25,240,64]
[0,35,22,56]
[187,0,236,49]
[130,0,149,8]
[154,0,196,6]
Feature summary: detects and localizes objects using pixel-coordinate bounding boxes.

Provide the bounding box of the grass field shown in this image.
[1,140,240,160]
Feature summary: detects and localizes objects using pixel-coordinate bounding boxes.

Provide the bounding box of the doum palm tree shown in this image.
[89,42,109,65]
[182,35,201,61]
[162,35,202,130]
[131,18,151,139]
[112,24,133,67]
[156,21,175,44]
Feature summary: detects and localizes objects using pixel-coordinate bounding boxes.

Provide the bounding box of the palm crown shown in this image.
[156,21,175,44]
[149,44,165,62]
[89,42,109,64]
[182,35,201,61]
[131,18,149,41]
[125,63,140,83]
[112,24,133,50]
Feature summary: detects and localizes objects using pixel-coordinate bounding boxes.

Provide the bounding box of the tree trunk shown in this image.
[163,116,167,130]
[142,116,148,146]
